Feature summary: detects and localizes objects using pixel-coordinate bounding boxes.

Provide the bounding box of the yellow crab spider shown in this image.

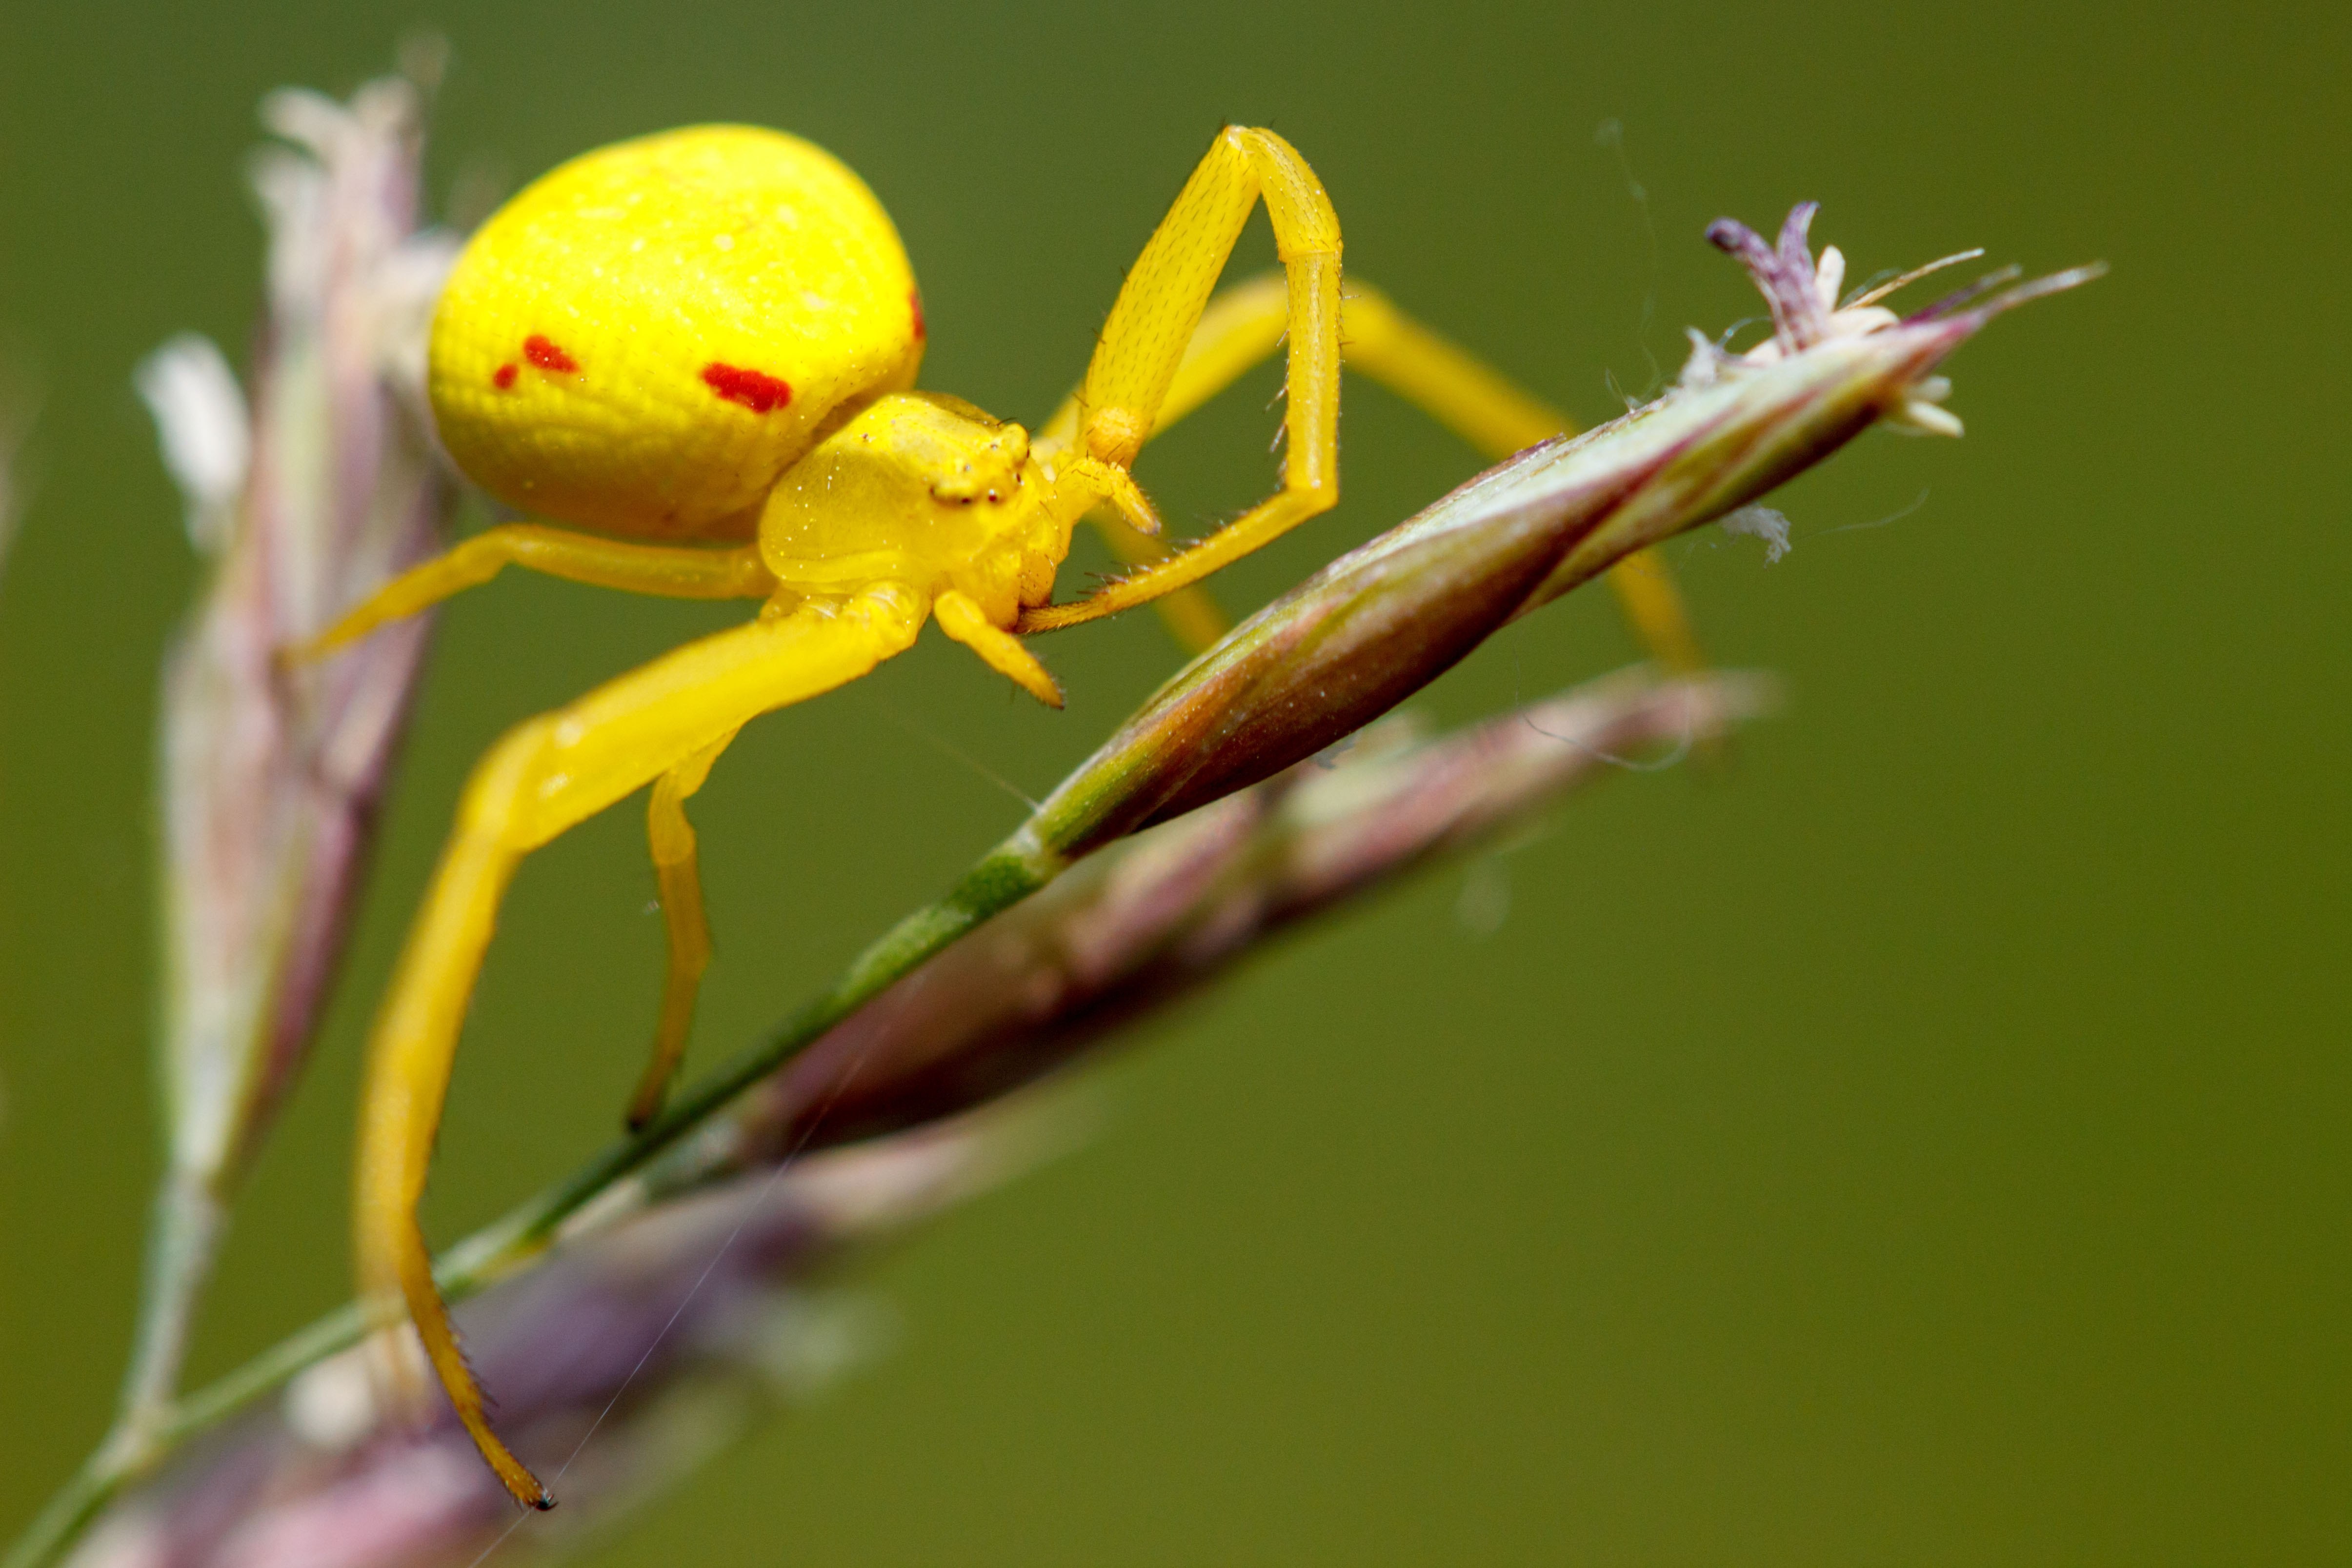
[300,123,1699,1507]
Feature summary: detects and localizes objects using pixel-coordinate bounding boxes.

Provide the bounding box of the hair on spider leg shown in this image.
[1110,504,1247,574]
[1264,379,1293,456]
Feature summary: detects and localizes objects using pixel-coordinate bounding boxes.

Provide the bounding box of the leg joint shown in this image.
[455,718,557,845]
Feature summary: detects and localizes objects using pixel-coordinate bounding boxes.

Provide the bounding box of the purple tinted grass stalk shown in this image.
[6,66,459,1568]
[63,667,1765,1568]
[68,1107,1065,1568]
[79,60,461,1511]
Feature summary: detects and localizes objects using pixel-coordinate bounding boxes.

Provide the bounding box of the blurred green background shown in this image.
[1,0,2344,1561]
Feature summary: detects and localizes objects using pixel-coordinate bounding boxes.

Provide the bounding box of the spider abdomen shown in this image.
[428,125,925,542]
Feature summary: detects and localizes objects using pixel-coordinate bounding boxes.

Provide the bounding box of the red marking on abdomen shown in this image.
[523,335,578,373]
[910,290,926,342]
[700,362,792,414]
[492,363,518,390]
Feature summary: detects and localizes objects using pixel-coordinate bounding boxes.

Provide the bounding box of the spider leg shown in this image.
[290,524,775,662]
[353,582,927,1508]
[1016,126,1341,633]
[627,725,740,1130]
[1034,274,1703,672]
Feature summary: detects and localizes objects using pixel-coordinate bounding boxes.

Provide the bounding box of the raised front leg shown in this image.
[352,582,926,1508]
[290,523,776,660]
[1034,273,1704,672]
[1017,126,1343,632]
